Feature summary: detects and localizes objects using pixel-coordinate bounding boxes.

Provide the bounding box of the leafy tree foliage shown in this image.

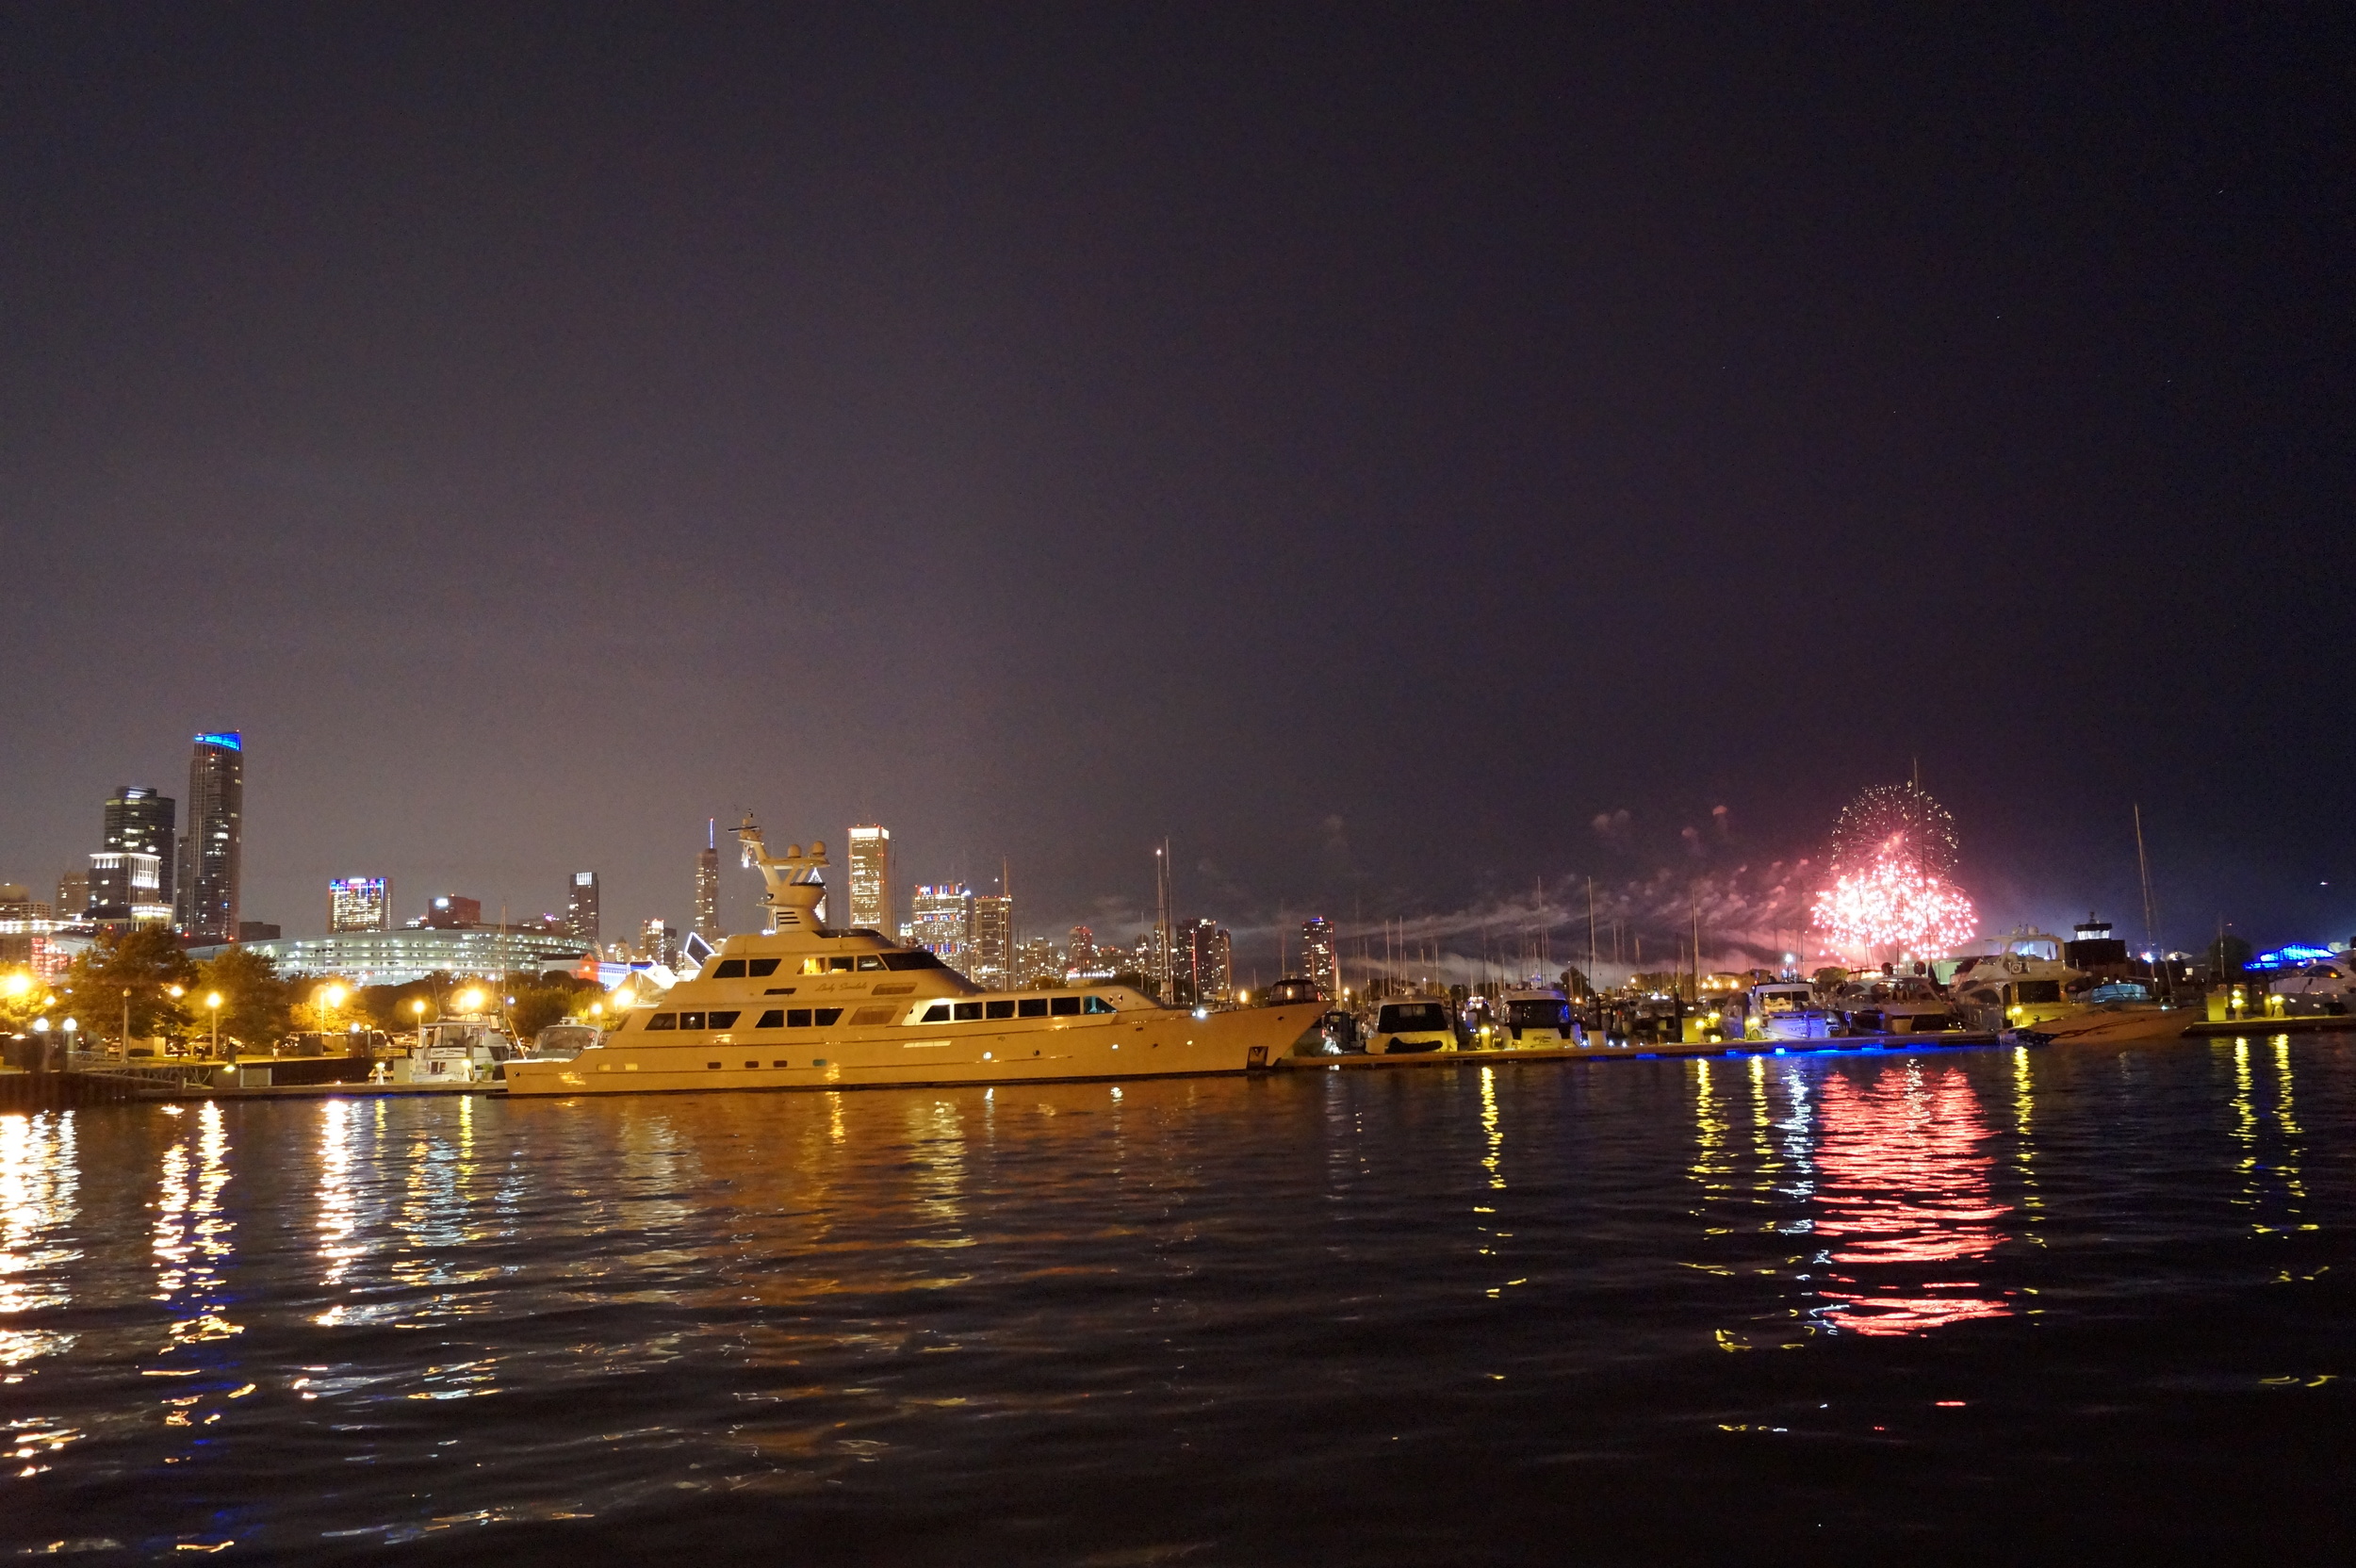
[61,928,196,1044]
[193,946,296,1049]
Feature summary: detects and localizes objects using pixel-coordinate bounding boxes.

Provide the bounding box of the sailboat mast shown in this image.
[2134,804,2160,952]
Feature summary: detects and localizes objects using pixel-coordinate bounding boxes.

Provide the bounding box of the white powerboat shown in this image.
[507,822,1327,1097]
[1497,987,1582,1047]
[1740,980,1839,1040]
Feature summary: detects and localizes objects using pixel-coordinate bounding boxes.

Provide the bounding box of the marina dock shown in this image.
[1279,1032,2005,1072]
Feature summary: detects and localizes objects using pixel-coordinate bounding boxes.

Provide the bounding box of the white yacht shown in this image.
[1739,979,1838,1041]
[505,822,1329,1098]
[1497,987,1582,1047]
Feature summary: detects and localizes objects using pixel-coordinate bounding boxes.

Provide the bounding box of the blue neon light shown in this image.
[192,731,242,751]
[2250,943,2336,970]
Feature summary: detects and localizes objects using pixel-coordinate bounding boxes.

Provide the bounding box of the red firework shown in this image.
[1812,834,1977,956]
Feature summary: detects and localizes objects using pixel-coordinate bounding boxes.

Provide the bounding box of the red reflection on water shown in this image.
[1814,1067,2012,1336]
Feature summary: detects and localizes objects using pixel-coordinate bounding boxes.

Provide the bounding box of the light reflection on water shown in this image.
[0,1043,2350,1560]
[1810,1064,2011,1335]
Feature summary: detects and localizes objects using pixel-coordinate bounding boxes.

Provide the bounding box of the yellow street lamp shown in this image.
[2,971,30,999]
[322,983,348,1009]
[205,992,222,1057]
[411,997,429,1041]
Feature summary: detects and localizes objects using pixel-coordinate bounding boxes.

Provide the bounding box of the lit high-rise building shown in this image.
[417,894,482,929]
[1301,915,1338,1001]
[694,820,721,939]
[910,884,972,968]
[1067,925,1097,972]
[174,731,243,942]
[57,869,89,918]
[640,918,677,967]
[103,787,176,913]
[1180,918,1234,1004]
[970,893,1012,988]
[329,876,391,933]
[847,825,892,934]
[564,872,600,947]
[88,852,167,923]
[1015,935,1062,985]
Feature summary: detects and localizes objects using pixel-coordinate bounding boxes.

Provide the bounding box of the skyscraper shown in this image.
[909,884,972,968]
[329,876,391,933]
[1067,925,1097,972]
[1179,918,1234,1004]
[87,851,166,923]
[57,869,89,918]
[103,787,176,912]
[1301,916,1339,1001]
[692,818,721,939]
[564,872,600,947]
[970,892,1012,988]
[847,825,892,934]
[175,731,242,942]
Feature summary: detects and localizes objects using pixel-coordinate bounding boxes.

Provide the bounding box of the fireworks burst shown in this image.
[1828,781,1959,878]
[1814,782,1975,956]
[1811,839,1978,956]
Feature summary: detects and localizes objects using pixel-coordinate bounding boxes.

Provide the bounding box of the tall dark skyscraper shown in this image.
[174,731,243,942]
[693,820,720,939]
[102,786,176,909]
[565,871,600,948]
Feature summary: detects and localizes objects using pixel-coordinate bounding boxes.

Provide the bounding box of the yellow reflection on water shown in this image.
[2011,1046,2041,1235]
[1479,1067,1504,1192]
[2272,1038,2307,1217]
[1691,1059,1730,1199]
[1747,1054,1781,1199]
[2230,1037,2311,1234]
[151,1102,240,1348]
[0,1110,80,1373]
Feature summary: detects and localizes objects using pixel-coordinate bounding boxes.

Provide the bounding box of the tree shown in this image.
[193,946,296,1050]
[0,970,57,1035]
[62,928,195,1045]
[506,976,605,1039]
[2207,934,2253,978]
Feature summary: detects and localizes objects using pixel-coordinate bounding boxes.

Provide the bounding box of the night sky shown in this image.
[4,5,2351,974]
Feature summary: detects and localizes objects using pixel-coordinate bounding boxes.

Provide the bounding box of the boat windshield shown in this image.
[1759,989,1814,1011]
[1380,1002,1452,1033]
[1507,1001,1568,1029]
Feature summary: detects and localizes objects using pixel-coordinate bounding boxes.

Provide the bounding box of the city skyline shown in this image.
[2,9,2348,973]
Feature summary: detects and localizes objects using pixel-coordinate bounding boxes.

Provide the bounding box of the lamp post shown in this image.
[61,1017,77,1066]
[206,992,222,1059]
[30,1016,50,1074]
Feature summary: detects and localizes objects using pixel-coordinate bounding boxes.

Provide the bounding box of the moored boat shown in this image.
[506,822,1325,1097]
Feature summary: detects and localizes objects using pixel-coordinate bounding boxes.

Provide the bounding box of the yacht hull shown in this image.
[504,1002,1328,1097]
[2004,1007,2192,1049]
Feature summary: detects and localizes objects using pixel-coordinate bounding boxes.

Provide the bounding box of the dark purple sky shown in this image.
[3,5,2350,971]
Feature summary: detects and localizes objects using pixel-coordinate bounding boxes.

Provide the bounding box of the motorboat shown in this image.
[2003,980,2190,1047]
[506,822,1328,1097]
[395,1017,522,1084]
[1363,996,1462,1054]
[527,1022,604,1060]
[1832,972,1957,1035]
[2266,959,2355,1016]
[1497,986,1582,1047]
[1739,979,1839,1041]
[1948,944,2085,1034]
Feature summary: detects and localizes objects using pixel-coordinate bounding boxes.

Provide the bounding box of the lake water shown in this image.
[3,1037,2351,1562]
